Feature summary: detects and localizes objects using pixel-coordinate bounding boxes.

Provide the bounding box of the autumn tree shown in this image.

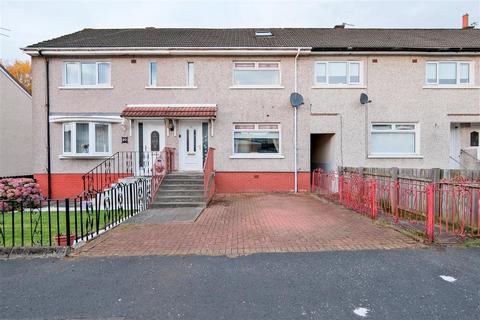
[6,60,32,93]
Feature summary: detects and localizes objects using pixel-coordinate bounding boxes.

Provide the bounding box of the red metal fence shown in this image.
[312,169,480,242]
[203,147,216,204]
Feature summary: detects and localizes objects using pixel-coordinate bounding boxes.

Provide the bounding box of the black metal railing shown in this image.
[0,178,152,248]
[82,151,162,195]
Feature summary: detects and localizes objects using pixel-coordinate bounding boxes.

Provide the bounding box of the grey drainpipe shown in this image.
[38,50,52,198]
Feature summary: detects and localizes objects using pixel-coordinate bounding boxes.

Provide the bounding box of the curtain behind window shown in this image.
[76,123,89,153]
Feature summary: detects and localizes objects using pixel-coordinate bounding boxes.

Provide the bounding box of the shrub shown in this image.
[0,178,44,211]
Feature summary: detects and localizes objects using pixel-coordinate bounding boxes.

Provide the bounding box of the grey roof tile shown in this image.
[26,28,480,51]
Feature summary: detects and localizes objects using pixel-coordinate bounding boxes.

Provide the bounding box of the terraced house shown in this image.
[23,18,480,199]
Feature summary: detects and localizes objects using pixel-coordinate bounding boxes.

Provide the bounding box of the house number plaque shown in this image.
[121,137,128,144]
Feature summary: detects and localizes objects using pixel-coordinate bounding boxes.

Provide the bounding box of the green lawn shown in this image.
[0,207,133,247]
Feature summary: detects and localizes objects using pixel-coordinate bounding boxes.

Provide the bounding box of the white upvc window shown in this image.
[233,61,281,86]
[314,61,362,85]
[149,61,157,86]
[187,62,195,86]
[63,62,111,86]
[62,122,112,156]
[425,61,473,85]
[233,123,281,155]
[370,123,420,157]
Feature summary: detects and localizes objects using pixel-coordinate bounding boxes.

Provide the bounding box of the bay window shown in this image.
[63,122,111,156]
[63,62,111,86]
[233,123,281,155]
[314,61,362,85]
[233,61,280,86]
[425,61,472,85]
[370,123,419,156]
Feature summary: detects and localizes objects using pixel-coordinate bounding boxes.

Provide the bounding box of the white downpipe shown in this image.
[294,48,301,193]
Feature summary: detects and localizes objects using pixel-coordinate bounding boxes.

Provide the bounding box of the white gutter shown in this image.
[309,51,480,56]
[22,47,312,56]
[293,48,301,193]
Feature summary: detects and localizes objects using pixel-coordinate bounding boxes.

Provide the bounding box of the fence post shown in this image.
[129,183,134,216]
[311,170,315,193]
[371,181,377,219]
[390,167,399,222]
[65,198,71,247]
[339,175,343,205]
[431,168,441,217]
[426,184,435,243]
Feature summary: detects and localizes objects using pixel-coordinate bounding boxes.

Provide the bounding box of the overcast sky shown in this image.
[0,0,479,63]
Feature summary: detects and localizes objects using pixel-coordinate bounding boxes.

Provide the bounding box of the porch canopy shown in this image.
[121,104,217,119]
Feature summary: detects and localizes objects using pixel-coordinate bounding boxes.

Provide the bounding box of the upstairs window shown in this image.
[426,61,472,85]
[63,62,111,86]
[187,62,195,86]
[233,61,280,86]
[314,61,362,85]
[63,122,111,156]
[233,123,280,154]
[370,123,419,156]
[149,61,157,86]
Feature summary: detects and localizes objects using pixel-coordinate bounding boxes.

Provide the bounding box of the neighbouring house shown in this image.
[22,16,480,199]
[0,64,32,178]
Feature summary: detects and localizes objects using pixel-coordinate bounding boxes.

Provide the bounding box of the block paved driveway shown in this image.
[75,193,421,257]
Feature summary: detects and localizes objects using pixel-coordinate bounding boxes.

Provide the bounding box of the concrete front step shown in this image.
[162,179,203,185]
[159,184,204,191]
[155,195,205,203]
[150,202,205,208]
[165,174,203,179]
[159,190,204,197]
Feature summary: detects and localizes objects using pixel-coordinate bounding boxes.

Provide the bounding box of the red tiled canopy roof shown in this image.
[121,106,217,118]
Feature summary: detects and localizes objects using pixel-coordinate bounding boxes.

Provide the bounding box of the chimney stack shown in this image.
[462,13,470,29]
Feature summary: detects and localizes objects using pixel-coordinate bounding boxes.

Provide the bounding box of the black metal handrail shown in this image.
[82,151,161,195]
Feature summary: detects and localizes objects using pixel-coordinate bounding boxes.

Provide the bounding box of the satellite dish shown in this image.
[290,92,304,108]
[360,93,372,105]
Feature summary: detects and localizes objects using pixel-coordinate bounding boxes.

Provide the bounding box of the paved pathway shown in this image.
[76,193,421,257]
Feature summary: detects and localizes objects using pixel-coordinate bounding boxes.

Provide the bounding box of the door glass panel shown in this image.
[150,131,160,151]
[186,129,190,152]
[193,129,197,152]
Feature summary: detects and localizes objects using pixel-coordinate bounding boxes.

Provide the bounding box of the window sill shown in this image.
[59,154,112,160]
[422,85,479,89]
[145,86,198,90]
[59,86,113,90]
[311,85,366,89]
[368,155,423,159]
[229,154,285,159]
[229,85,284,90]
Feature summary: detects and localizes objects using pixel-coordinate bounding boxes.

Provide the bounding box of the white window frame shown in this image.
[62,122,112,157]
[425,61,474,86]
[369,122,421,158]
[230,123,284,159]
[313,61,363,86]
[231,61,282,88]
[187,62,195,87]
[148,61,157,87]
[62,62,111,87]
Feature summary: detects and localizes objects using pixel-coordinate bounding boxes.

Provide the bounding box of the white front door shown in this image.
[179,121,203,171]
[137,120,165,175]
